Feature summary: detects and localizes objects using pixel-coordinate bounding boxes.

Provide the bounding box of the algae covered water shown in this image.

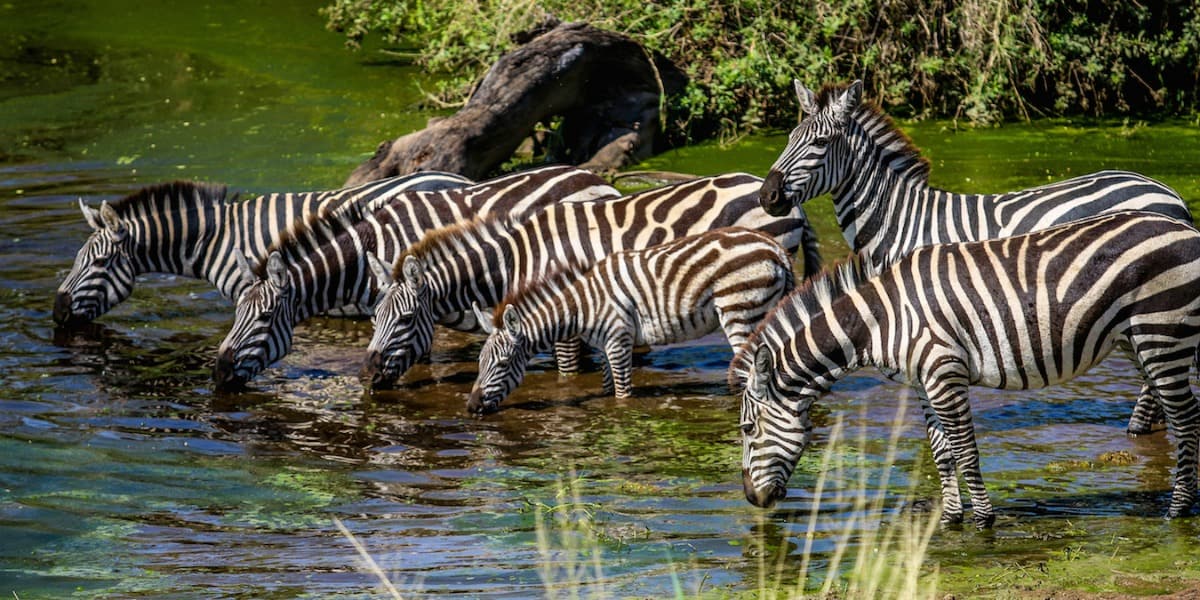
[3,0,1200,597]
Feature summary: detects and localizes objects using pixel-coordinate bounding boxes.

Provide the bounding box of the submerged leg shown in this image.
[602,331,635,398]
[554,338,584,375]
[924,365,994,528]
[916,390,963,525]
[1127,382,1167,435]
[1133,339,1200,518]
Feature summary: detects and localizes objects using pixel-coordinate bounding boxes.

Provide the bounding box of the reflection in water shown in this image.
[4,0,1200,596]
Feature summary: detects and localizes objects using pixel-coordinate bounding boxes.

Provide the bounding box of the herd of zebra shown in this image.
[53,80,1200,528]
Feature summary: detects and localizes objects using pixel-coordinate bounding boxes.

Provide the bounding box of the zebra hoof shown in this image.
[972,512,996,529]
[939,511,964,527]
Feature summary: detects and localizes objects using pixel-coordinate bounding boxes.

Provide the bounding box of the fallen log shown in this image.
[345,20,687,185]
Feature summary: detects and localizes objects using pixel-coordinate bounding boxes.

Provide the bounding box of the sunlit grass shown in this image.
[333,395,941,599]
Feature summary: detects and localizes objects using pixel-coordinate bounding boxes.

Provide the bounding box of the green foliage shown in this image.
[322,0,1200,137]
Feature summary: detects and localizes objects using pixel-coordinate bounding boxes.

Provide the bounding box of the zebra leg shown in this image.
[1132,340,1200,518]
[553,338,583,375]
[602,332,635,399]
[796,205,823,279]
[916,390,964,525]
[924,368,994,528]
[1127,382,1167,435]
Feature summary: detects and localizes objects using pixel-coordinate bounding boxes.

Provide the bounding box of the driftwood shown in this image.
[345,20,687,185]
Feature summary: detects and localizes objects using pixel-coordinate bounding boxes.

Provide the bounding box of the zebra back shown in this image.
[212,166,616,389]
[363,173,816,387]
[737,210,1200,524]
[760,80,1192,268]
[467,227,795,412]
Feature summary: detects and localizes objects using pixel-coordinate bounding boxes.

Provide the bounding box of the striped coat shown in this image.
[211,166,618,389]
[467,227,794,412]
[362,173,819,389]
[758,80,1193,435]
[734,211,1200,528]
[53,171,469,325]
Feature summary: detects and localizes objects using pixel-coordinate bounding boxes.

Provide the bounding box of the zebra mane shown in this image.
[727,251,877,391]
[107,180,235,217]
[391,211,508,281]
[816,82,931,181]
[494,259,591,324]
[251,197,369,278]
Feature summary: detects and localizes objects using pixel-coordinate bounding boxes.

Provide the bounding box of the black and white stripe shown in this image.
[758,80,1194,435]
[734,211,1200,527]
[466,227,794,413]
[211,166,618,389]
[53,171,470,325]
[362,173,822,389]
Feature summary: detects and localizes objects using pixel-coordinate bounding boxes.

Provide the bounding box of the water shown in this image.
[3,0,1200,597]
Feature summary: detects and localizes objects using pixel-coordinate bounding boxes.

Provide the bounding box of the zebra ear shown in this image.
[99,201,127,239]
[473,302,495,335]
[502,304,521,336]
[401,255,425,287]
[233,247,255,279]
[79,198,103,231]
[794,80,819,116]
[365,252,393,285]
[752,345,773,395]
[266,251,289,289]
[832,80,863,126]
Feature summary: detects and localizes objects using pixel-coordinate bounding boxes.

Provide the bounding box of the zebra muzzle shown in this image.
[360,350,400,390]
[742,469,787,507]
[52,291,87,326]
[212,350,248,391]
[758,170,792,217]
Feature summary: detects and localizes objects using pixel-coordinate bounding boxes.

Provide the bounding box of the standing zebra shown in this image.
[362,173,821,389]
[733,211,1200,528]
[53,171,470,326]
[467,227,794,413]
[212,166,619,390]
[757,79,1194,435]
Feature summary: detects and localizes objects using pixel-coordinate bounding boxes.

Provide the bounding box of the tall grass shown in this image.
[530,392,941,599]
[333,395,941,598]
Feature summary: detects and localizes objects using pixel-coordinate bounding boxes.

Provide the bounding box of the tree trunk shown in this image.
[345,21,686,185]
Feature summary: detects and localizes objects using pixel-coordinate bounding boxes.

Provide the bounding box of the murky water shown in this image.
[4,0,1200,597]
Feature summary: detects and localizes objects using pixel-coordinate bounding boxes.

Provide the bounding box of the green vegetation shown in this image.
[322,0,1200,140]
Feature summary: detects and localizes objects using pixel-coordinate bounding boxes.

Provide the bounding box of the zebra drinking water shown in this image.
[53,171,470,326]
[212,166,619,390]
[733,211,1200,528]
[362,173,822,389]
[466,227,794,413]
[757,80,1194,435]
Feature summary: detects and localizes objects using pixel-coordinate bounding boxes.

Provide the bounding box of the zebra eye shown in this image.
[740,422,754,435]
[811,136,830,148]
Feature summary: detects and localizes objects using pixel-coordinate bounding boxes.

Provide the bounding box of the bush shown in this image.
[322,0,1200,138]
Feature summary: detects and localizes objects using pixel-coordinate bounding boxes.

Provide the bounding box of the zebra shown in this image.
[362,172,822,389]
[53,171,470,326]
[733,211,1200,528]
[757,79,1195,435]
[466,227,795,413]
[211,166,620,390]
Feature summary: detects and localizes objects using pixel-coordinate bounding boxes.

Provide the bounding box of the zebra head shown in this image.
[740,343,816,508]
[54,200,135,326]
[213,251,296,391]
[361,254,436,389]
[759,80,863,217]
[467,303,532,414]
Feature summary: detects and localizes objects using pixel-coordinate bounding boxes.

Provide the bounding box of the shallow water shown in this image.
[4,0,1200,597]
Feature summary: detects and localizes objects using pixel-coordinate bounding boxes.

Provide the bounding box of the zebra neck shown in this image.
[833,115,973,266]
[519,286,592,353]
[132,194,226,283]
[427,225,518,318]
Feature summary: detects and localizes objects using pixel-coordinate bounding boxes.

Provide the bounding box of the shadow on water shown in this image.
[3,0,1200,597]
